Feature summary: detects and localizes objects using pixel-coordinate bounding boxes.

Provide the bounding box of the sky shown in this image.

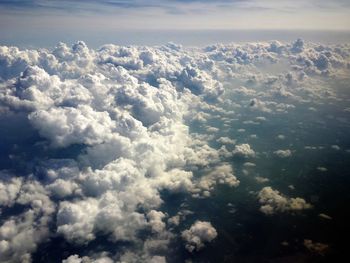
[1,0,349,47]
[0,0,350,31]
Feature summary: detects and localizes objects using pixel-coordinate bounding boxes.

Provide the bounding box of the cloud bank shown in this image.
[0,39,349,262]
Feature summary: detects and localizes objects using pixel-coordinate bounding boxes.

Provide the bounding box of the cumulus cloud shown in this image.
[46,178,78,198]
[0,40,209,261]
[258,187,312,215]
[29,105,115,147]
[232,144,255,158]
[216,136,236,145]
[62,254,114,263]
[181,221,217,252]
[0,39,349,261]
[0,177,55,263]
[57,198,99,244]
[177,66,224,100]
[273,149,292,158]
[147,210,167,234]
[0,176,22,207]
[255,176,269,184]
[192,163,239,198]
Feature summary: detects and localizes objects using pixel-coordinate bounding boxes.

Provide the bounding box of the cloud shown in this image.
[216,136,236,145]
[192,163,239,198]
[317,166,328,172]
[331,145,340,150]
[318,213,332,220]
[57,198,99,244]
[0,177,55,262]
[255,176,269,184]
[303,239,329,255]
[273,149,292,158]
[0,176,22,207]
[47,178,78,198]
[291,38,305,54]
[276,134,285,140]
[0,39,349,261]
[29,105,115,147]
[232,144,255,158]
[63,254,114,263]
[258,186,312,215]
[181,221,217,252]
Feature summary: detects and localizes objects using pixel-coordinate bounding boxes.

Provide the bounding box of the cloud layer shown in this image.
[0,39,349,262]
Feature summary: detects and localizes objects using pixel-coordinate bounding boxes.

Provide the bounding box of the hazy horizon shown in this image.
[2,29,350,49]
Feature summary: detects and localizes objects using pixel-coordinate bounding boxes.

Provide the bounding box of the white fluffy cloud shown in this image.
[57,198,99,244]
[0,39,348,261]
[0,177,55,263]
[192,163,239,198]
[62,254,114,263]
[232,144,255,158]
[181,221,217,252]
[0,176,22,207]
[258,187,312,215]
